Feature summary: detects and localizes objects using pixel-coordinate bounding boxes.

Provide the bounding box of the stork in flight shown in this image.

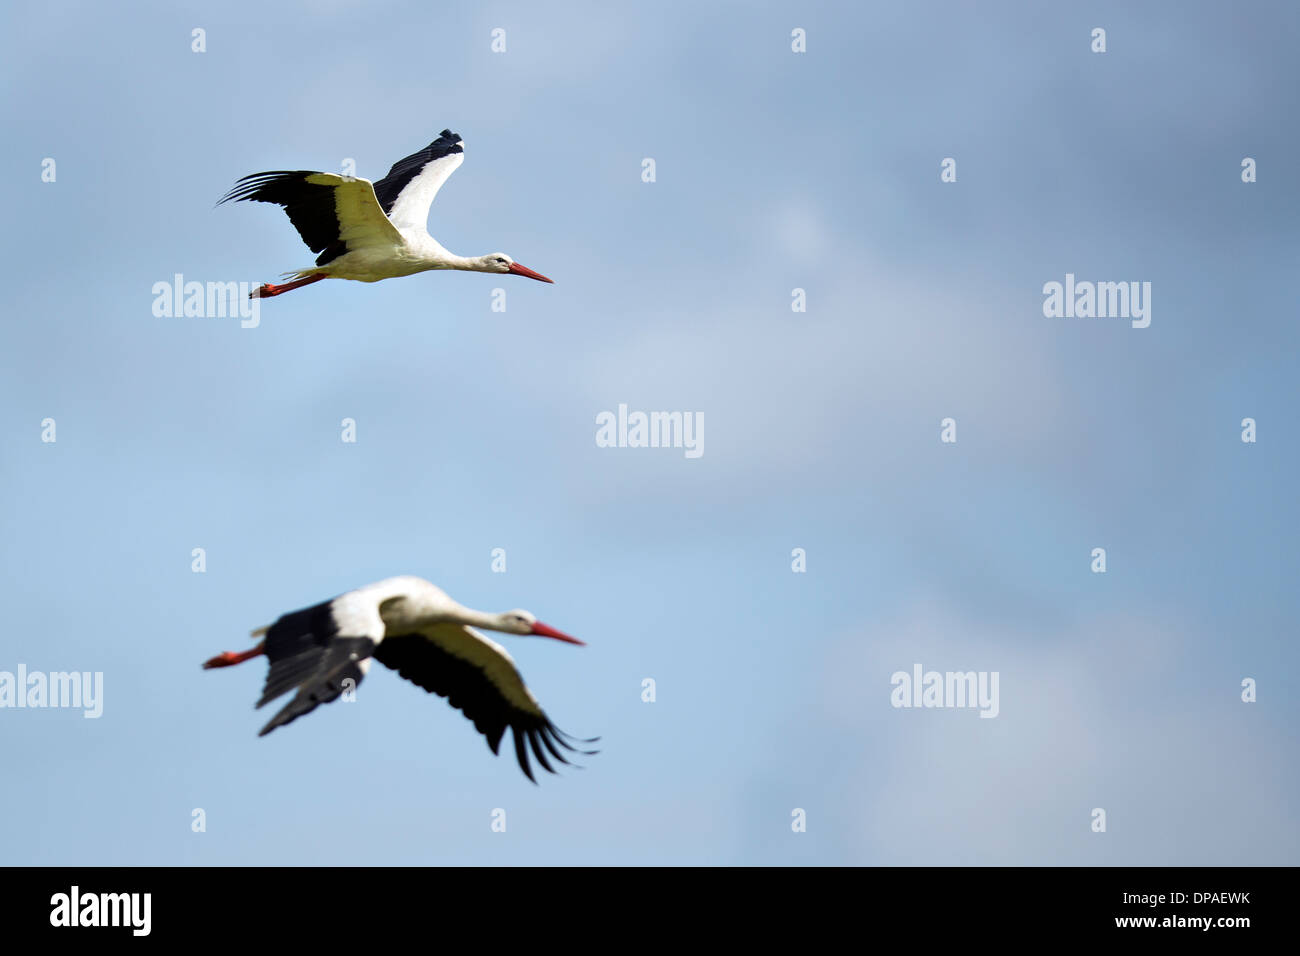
[202,576,596,782]
[219,129,554,298]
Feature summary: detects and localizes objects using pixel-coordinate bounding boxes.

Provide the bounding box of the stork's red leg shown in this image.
[202,641,266,669]
[250,274,327,299]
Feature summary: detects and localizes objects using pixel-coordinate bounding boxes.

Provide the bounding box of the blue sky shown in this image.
[1,0,1296,865]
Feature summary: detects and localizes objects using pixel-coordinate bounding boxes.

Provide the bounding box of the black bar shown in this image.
[3,866,1280,941]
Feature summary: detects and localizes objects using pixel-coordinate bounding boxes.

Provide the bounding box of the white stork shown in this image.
[219,129,554,298]
[202,576,596,782]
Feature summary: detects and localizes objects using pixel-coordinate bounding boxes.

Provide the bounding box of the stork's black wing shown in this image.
[375,624,597,783]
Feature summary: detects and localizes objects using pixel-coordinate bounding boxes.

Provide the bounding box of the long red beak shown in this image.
[531,621,584,645]
[507,262,554,283]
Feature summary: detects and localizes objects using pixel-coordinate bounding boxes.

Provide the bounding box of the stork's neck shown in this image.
[441,253,482,271]
[407,234,476,271]
[455,607,508,631]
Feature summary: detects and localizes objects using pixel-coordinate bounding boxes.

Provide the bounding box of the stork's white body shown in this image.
[301,234,469,283]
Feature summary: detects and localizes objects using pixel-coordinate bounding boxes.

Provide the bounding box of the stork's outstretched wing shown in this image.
[371,129,465,232]
[252,588,389,736]
[375,622,597,783]
[219,171,401,266]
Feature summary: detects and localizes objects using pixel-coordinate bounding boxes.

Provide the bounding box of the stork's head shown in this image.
[477,253,554,283]
[497,609,584,644]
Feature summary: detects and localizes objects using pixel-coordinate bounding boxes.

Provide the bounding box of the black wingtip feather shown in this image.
[512,726,537,784]
[527,730,556,775]
[218,171,304,206]
[538,730,573,767]
[548,721,601,754]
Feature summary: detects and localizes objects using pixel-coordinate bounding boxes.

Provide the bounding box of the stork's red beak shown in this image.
[507,262,554,283]
[531,621,584,645]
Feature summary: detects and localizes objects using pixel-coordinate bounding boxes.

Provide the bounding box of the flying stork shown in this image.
[219,129,555,298]
[202,576,596,782]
